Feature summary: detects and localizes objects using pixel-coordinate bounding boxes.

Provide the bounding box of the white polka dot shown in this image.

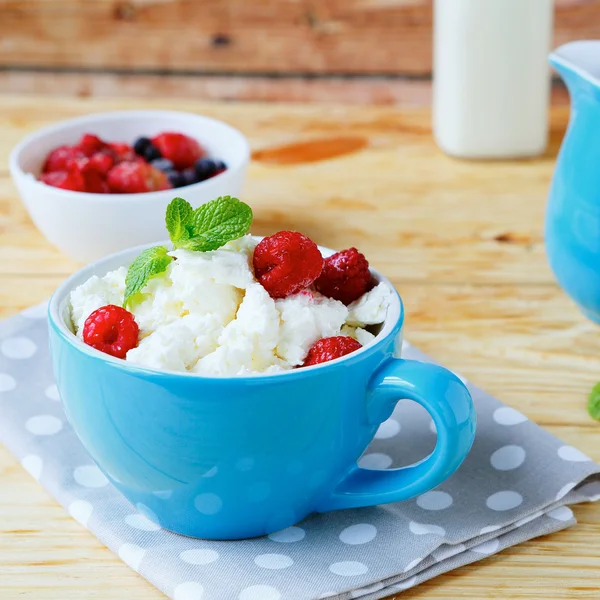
[180,549,219,565]
[118,543,145,571]
[174,581,204,600]
[392,576,417,591]
[1,336,37,359]
[153,489,172,499]
[409,521,446,536]
[68,500,93,527]
[558,445,591,462]
[254,553,293,569]
[236,457,255,471]
[547,506,574,521]
[350,583,384,598]
[432,543,466,561]
[268,526,305,543]
[493,407,527,426]
[25,415,62,436]
[556,482,577,500]
[490,445,526,471]
[202,466,218,478]
[515,510,543,527]
[374,418,400,440]
[579,481,600,501]
[125,514,161,531]
[0,373,16,392]
[404,557,423,572]
[471,539,500,554]
[45,384,60,401]
[194,493,222,515]
[135,502,158,523]
[21,454,43,480]
[329,561,369,576]
[480,525,501,535]
[358,453,392,470]
[21,302,48,319]
[239,585,281,600]
[73,465,108,488]
[486,491,523,511]
[429,418,437,434]
[416,491,453,510]
[339,523,377,545]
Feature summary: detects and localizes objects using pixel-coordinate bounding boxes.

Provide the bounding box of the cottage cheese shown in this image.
[69,235,392,375]
[276,291,349,366]
[346,283,393,326]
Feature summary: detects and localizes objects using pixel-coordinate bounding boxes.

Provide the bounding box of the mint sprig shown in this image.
[124,246,172,308]
[588,382,600,421]
[184,196,253,252]
[168,195,253,252]
[165,197,193,244]
[123,196,253,308]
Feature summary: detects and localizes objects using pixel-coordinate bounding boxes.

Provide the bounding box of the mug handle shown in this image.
[317,358,476,512]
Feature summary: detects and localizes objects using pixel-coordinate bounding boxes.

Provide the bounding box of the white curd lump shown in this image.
[69,235,393,375]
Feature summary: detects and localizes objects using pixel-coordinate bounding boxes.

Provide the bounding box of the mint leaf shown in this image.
[588,382,600,421]
[182,196,253,252]
[166,197,193,245]
[124,246,173,308]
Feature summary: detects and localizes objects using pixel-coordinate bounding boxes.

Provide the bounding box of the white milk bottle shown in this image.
[433,0,554,159]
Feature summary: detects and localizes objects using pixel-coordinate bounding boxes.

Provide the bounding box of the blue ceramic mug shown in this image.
[49,243,476,540]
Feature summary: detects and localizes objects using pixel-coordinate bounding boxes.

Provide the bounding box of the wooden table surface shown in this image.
[1,95,599,599]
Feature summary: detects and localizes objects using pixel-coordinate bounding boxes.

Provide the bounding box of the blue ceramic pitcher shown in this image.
[547,41,600,323]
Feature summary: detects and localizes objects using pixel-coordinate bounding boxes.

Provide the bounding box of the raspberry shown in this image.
[107,161,171,193]
[152,132,205,169]
[42,145,85,173]
[39,169,85,192]
[68,158,109,193]
[253,231,324,298]
[108,142,139,164]
[76,134,106,156]
[303,336,362,367]
[315,247,372,305]
[89,151,115,176]
[83,305,139,359]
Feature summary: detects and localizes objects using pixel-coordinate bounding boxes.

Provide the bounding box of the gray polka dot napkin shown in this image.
[1,304,599,600]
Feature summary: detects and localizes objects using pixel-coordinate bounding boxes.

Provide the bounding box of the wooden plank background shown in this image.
[0,0,597,103]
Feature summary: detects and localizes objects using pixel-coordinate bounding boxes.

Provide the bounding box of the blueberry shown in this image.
[195,158,217,181]
[213,159,227,172]
[166,170,185,188]
[151,158,174,172]
[133,137,152,156]
[143,144,161,162]
[181,167,199,187]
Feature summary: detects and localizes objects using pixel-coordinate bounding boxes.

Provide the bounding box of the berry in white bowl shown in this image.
[9,110,250,263]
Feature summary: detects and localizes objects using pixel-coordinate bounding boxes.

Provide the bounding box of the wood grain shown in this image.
[0,71,572,106]
[0,0,598,75]
[0,95,599,598]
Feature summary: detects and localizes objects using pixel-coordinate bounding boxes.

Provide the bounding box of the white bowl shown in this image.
[9,110,250,263]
